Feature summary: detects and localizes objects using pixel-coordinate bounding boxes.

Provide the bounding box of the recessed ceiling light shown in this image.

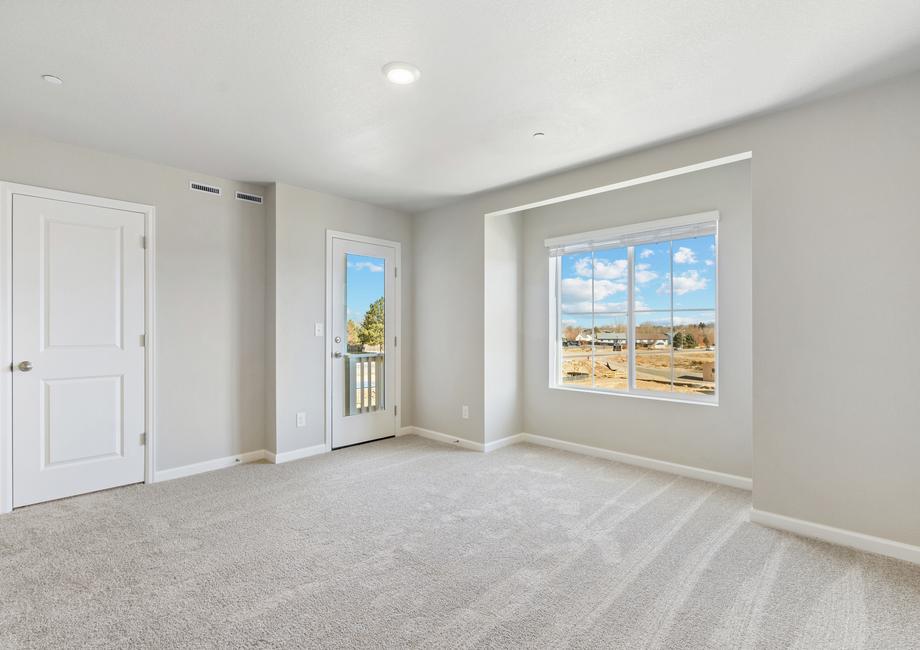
[42,74,63,85]
[532,132,546,139]
[382,62,420,85]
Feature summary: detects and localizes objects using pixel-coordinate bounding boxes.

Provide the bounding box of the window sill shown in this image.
[549,384,718,407]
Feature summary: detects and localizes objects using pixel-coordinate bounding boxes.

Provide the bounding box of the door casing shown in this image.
[325,230,401,451]
[0,182,157,514]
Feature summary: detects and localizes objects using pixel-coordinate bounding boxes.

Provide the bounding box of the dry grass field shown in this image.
[562,346,715,395]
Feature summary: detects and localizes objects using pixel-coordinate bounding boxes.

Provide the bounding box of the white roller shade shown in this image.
[545,211,718,257]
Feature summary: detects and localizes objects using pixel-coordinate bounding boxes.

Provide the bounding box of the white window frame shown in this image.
[547,211,719,406]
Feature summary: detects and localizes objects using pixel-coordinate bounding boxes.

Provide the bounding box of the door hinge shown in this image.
[394,335,398,347]
[140,334,146,347]
[394,266,398,278]
[140,235,146,249]
[394,405,398,417]
[139,433,146,446]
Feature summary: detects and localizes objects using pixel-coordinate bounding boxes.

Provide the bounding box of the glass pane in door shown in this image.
[345,254,385,416]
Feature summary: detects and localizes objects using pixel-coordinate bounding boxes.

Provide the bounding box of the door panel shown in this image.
[45,376,123,465]
[331,238,397,448]
[12,194,146,507]
[45,220,123,348]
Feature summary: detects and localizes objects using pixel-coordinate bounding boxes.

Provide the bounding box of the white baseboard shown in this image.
[399,427,750,491]
[519,433,752,490]
[398,426,484,451]
[484,433,525,452]
[266,444,328,464]
[154,449,267,482]
[750,508,920,566]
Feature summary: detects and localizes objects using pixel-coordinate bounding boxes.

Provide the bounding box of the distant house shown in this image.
[636,333,671,348]
[595,332,627,349]
[574,330,671,349]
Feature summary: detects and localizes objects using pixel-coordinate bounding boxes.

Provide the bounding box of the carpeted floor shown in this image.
[2,435,919,648]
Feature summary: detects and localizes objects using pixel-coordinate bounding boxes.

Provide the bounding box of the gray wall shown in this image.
[413,201,486,440]
[268,182,414,453]
[0,129,267,471]
[413,71,920,546]
[484,212,524,443]
[522,161,752,477]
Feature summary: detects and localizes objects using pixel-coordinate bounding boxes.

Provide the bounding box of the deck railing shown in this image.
[345,353,385,416]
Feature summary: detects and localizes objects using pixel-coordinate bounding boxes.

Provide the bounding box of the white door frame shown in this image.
[325,230,401,451]
[0,182,157,514]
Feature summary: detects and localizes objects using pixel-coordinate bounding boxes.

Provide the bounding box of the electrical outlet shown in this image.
[461,405,469,419]
[296,412,307,427]
[314,323,323,337]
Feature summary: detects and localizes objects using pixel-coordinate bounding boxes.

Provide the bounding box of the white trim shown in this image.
[483,433,525,452]
[484,151,752,218]
[398,426,484,452]
[0,183,157,513]
[397,427,750,490]
[144,203,158,487]
[325,230,402,452]
[750,508,920,566]
[548,384,718,406]
[519,433,750,490]
[265,444,327,464]
[544,210,719,250]
[154,449,266,482]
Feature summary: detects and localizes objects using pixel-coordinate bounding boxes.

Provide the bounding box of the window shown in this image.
[548,212,718,403]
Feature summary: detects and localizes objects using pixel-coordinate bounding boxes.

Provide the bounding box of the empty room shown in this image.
[2,1,919,647]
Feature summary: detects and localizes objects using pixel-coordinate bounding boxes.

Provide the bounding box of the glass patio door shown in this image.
[330,235,398,448]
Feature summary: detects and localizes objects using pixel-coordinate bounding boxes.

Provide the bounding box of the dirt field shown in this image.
[562,347,715,395]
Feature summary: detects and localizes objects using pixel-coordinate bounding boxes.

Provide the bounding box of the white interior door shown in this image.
[12,194,146,507]
[330,236,398,449]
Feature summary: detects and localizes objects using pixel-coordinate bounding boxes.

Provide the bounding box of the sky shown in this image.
[560,234,716,329]
[346,254,385,324]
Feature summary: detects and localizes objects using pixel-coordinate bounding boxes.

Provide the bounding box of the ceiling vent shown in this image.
[189,181,222,196]
[235,191,263,204]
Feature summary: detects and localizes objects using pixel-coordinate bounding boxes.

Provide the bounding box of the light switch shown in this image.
[462,405,469,419]
[314,323,323,337]
[296,412,307,427]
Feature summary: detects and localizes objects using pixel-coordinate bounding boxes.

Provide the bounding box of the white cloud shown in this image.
[673,247,698,264]
[670,270,708,295]
[348,260,383,272]
[561,277,626,304]
[673,315,714,326]
[635,263,658,284]
[639,249,655,259]
[573,256,628,280]
[705,259,714,266]
[561,300,592,313]
[561,298,648,313]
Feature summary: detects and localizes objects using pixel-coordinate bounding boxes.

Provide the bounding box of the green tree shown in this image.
[358,297,385,347]
[673,332,685,348]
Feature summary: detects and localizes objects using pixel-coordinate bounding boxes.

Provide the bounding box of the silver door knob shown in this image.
[18,361,33,372]
[333,351,343,358]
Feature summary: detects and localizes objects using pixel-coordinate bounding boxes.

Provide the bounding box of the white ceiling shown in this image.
[3,1,920,212]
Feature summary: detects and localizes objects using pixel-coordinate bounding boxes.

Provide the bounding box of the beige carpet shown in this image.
[2,435,919,648]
